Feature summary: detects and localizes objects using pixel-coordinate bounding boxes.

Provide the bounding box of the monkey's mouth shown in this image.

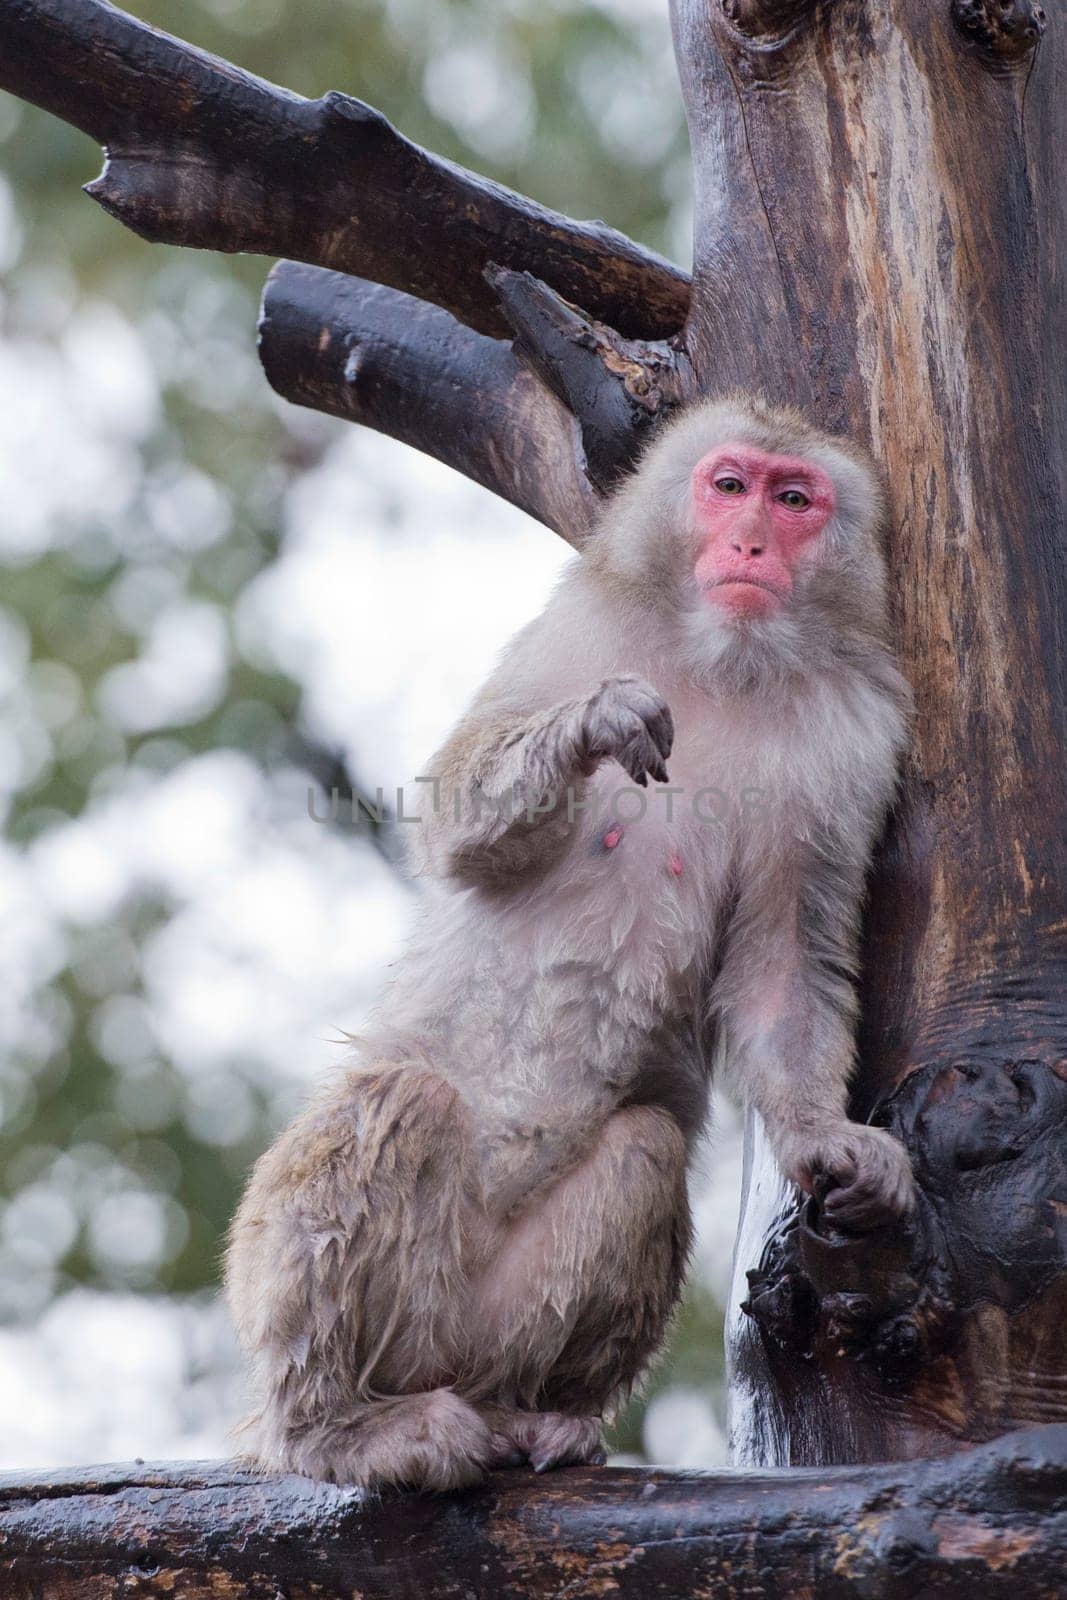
[703,578,785,617]
[709,578,780,594]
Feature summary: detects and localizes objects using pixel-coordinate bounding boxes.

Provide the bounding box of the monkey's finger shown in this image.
[623,689,673,760]
[620,740,662,786]
[644,705,675,761]
[823,1176,900,1231]
[812,1166,854,1204]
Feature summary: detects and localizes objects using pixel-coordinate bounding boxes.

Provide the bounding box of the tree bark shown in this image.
[668,0,1067,1470]
[3,1427,1067,1599]
[4,0,1067,1485]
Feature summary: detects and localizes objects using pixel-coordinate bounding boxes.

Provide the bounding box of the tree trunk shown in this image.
[674,0,1067,1470]
[3,0,1067,1482]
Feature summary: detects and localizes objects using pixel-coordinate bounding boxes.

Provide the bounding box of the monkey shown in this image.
[225,396,914,1493]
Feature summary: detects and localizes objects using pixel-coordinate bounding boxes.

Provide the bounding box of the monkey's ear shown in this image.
[811,444,886,542]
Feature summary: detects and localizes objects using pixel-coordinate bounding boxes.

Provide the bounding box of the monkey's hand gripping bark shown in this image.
[782,1122,917,1232]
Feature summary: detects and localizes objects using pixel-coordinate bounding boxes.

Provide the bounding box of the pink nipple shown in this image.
[668,853,683,876]
[603,823,623,850]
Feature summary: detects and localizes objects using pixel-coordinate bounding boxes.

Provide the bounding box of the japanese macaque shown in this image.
[226,397,914,1492]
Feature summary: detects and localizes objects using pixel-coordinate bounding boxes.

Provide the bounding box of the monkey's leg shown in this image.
[470,1105,690,1471]
[226,1066,498,1490]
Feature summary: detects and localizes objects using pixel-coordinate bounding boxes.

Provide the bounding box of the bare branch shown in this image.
[260,263,600,543]
[3,1431,1067,1596]
[487,267,693,494]
[0,0,690,340]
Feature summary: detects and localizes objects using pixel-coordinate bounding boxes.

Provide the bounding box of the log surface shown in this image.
[3,1426,1066,1599]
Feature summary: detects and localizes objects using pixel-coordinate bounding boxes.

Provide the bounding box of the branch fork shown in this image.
[486,266,692,495]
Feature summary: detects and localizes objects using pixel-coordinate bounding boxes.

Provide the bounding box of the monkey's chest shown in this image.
[548,771,730,989]
[562,714,824,980]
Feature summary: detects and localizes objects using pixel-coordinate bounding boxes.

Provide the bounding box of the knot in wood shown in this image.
[719,0,819,39]
[319,91,395,142]
[952,0,1047,59]
[742,1258,818,1353]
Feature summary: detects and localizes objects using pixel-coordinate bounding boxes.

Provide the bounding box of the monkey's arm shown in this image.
[715,846,915,1229]
[415,675,673,886]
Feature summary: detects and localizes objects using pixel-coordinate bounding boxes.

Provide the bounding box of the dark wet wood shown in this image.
[486,267,693,495]
[0,0,689,341]
[669,0,1067,1467]
[260,261,695,531]
[259,264,600,542]
[3,1428,1067,1598]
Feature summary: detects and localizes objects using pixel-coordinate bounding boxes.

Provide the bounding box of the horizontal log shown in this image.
[0,0,690,340]
[2,1426,1066,1598]
[259,263,599,540]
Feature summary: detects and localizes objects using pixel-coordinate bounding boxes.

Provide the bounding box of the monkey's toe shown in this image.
[529,1414,606,1473]
[487,1436,528,1470]
[487,1410,605,1474]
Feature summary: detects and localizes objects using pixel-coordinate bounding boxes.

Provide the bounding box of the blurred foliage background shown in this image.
[0,0,741,1468]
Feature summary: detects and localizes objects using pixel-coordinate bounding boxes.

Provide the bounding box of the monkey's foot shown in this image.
[785,1122,917,1231]
[483,1408,606,1473]
[283,1389,496,1492]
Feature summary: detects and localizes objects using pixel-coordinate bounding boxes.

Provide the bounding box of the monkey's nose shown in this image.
[732,540,764,557]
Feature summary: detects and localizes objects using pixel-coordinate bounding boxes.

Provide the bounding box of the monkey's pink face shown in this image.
[690,443,835,620]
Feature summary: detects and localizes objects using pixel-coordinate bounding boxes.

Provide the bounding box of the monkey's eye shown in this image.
[714,476,746,495]
[778,489,810,510]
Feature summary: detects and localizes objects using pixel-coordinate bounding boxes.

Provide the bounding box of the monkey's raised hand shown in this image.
[576,675,674,787]
[412,675,672,886]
